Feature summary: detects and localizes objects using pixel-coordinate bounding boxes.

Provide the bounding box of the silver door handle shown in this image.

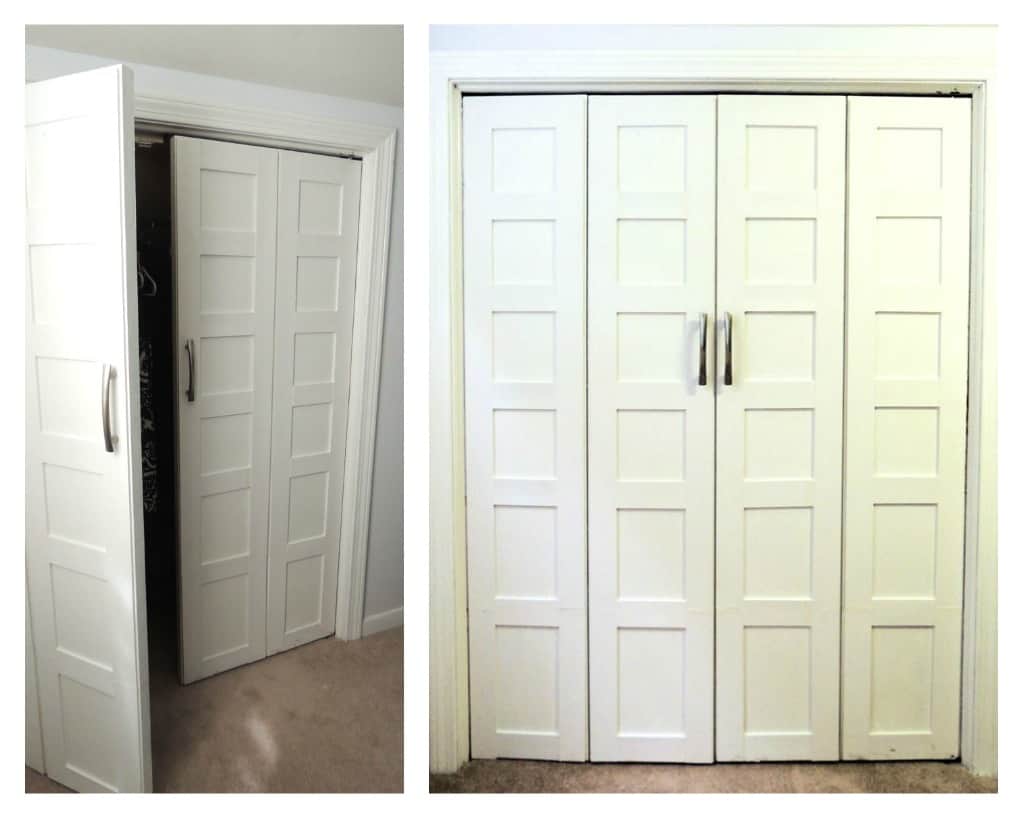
[698,312,708,386]
[101,364,116,452]
[185,339,196,402]
[723,312,734,386]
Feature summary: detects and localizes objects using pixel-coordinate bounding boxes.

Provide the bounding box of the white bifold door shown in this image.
[714,96,846,761]
[173,137,277,682]
[462,93,971,764]
[587,96,716,762]
[26,65,152,792]
[267,150,360,654]
[463,95,589,760]
[174,136,360,682]
[842,97,971,760]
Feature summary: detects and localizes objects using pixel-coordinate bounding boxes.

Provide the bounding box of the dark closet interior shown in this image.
[134,137,179,679]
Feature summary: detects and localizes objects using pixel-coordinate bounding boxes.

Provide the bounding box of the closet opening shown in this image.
[459,92,972,766]
[131,131,380,790]
[134,133,180,697]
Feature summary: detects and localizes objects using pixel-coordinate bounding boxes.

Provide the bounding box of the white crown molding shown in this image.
[431,48,996,87]
[134,94,395,155]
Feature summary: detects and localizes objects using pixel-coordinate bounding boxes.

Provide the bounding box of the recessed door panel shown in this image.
[587,95,716,763]
[842,96,970,760]
[715,95,846,761]
[463,95,588,761]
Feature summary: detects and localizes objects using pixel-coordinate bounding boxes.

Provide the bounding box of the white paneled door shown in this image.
[175,137,359,681]
[461,92,972,765]
[267,150,361,654]
[463,95,589,760]
[587,95,716,762]
[26,65,152,792]
[173,136,278,683]
[842,96,971,760]
[715,95,846,761]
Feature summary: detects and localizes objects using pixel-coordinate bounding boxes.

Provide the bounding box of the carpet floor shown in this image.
[429,759,997,793]
[26,624,403,793]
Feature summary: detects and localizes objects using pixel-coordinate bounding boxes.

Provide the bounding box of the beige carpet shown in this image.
[430,759,997,793]
[26,626,403,793]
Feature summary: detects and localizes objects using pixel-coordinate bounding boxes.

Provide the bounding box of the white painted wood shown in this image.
[715,95,846,761]
[132,93,397,644]
[173,136,278,683]
[267,150,361,653]
[463,95,588,761]
[26,592,45,773]
[430,41,996,777]
[336,133,398,640]
[135,95,396,157]
[961,81,997,778]
[430,76,471,775]
[843,96,971,761]
[586,95,715,762]
[25,64,152,792]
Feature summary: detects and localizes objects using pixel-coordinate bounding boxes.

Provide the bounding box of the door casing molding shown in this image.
[136,93,398,643]
[429,44,997,777]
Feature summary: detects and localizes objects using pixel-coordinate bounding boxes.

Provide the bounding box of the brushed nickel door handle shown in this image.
[185,339,196,403]
[101,364,116,452]
[698,312,708,386]
[723,312,734,386]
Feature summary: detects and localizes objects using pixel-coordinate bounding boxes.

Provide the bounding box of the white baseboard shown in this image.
[362,605,403,636]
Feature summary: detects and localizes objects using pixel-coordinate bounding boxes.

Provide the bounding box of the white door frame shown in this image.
[429,41,997,776]
[135,95,397,642]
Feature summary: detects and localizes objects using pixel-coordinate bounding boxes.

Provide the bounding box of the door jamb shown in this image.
[430,67,996,776]
[134,95,398,643]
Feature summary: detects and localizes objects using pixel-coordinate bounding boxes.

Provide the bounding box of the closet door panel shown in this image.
[843,97,970,760]
[25,64,151,792]
[587,95,716,762]
[173,136,278,682]
[715,96,846,761]
[266,150,361,653]
[464,95,588,761]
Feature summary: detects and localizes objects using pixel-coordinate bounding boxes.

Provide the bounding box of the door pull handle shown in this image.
[101,364,117,452]
[698,312,708,386]
[723,312,734,386]
[185,339,196,403]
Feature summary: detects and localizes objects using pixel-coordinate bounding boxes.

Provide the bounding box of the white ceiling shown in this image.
[26,25,403,107]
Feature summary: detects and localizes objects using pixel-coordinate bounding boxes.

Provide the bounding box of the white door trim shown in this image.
[135,95,397,641]
[429,40,997,776]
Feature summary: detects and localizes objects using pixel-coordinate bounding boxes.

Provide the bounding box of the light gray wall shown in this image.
[26,44,403,632]
[26,25,402,106]
[430,24,997,54]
